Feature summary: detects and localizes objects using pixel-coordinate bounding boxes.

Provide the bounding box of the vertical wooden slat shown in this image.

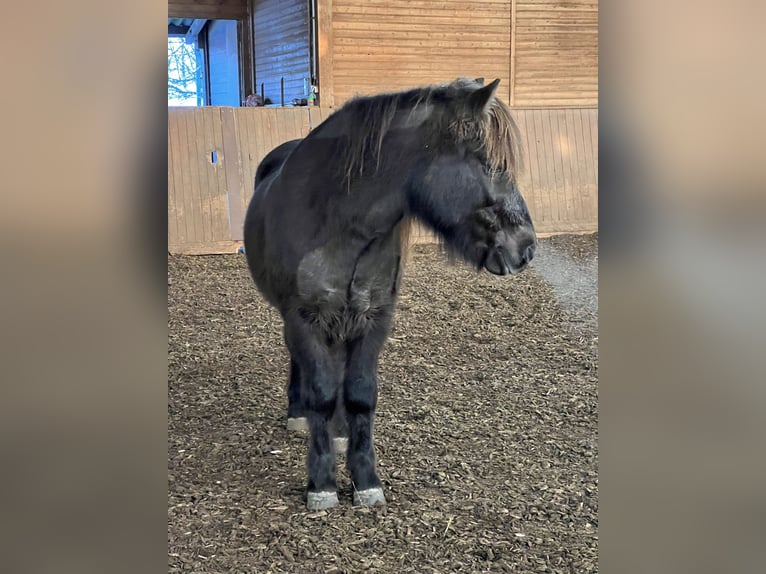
[589,109,598,183]
[510,0,517,107]
[206,107,228,241]
[317,0,335,107]
[251,109,269,186]
[578,109,595,202]
[514,111,537,224]
[264,108,277,157]
[220,107,247,241]
[167,124,179,246]
[556,110,573,221]
[565,108,586,222]
[542,109,561,223]
[274,108,289,149]
[246,108,262,201]
[191,110,213,243]
[198,108,219,242]
[175,110,195,242]
[238,108,257,209]
[532,109,549,224]
[180,111,200,243]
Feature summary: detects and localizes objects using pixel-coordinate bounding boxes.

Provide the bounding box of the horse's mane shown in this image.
[332,87,433,184]
[327,79,524,186]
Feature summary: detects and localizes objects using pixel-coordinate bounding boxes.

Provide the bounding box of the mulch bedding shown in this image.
[168,233,598,574]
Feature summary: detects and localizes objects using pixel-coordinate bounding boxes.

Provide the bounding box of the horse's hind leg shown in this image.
[284,313,344,510]
[344,318,390,506]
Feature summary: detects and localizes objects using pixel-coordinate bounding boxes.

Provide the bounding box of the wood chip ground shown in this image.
[169,233,598,573]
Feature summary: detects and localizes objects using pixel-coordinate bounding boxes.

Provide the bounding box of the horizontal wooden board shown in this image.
[168,0,247,19]
[512,0,598,106]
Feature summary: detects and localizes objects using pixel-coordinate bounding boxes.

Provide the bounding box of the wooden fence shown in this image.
[168,106,597,254]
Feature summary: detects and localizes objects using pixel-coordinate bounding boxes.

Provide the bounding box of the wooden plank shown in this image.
[562,110,582,222]
[543,109,562,223]
[334,2,511,14]
[510,0,517,107]
[235,109,254,207]
[579,108,594,189]
[317,0,334,107]
[333,21,512,34]
[191,109,213,243]
[514,111,540,223]
[581,108,597,221]
[169,240,244,255]
[533,109,553,223]
[185,110,207,243]
[250,110,269,187]
[203,108,220,242]
[220,108,246,241]
[167,125,179,246]
[168,0,247,20]
[589,109,598,184]
[565,108,585,222]
[333,45,511,57]
[175,110,196,242]
[200,107,224,242]
[550,110,570,222]
[209,107,228,241]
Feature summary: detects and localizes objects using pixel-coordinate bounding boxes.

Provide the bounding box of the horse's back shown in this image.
[254,139,302,188]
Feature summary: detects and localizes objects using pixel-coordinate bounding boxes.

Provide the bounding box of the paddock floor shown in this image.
[168,234,598,573]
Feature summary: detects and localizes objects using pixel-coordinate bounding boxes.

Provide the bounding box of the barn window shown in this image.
[168,18,242,107]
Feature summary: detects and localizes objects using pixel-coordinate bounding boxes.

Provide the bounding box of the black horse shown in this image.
[243,78,536,510]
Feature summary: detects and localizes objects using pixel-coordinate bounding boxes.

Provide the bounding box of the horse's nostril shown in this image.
[523,243,536,264]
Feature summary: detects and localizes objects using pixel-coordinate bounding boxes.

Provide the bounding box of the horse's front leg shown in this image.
[344,315,391,506]
[283,313,344,510]
[285,357,309,432]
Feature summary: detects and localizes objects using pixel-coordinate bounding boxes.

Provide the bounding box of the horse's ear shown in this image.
[465,78,500,117]
[474,77,485,86]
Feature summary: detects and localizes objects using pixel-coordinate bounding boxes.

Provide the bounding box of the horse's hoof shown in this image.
[287,417,308,432]
[306,490,339,510]
[333,436,348,454]
[353,487,386,507]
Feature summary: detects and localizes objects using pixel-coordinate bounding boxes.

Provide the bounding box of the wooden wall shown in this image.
[328,0,512,106]
[253,0,311,105]
[511,0,598,107]
[168,106,333,254]
[514,108,597,233]
[168,0,247,20]
[168,105,596,253]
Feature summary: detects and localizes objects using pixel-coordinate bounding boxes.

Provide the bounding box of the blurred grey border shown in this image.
[1,1,765,572]
[601,1,766,573]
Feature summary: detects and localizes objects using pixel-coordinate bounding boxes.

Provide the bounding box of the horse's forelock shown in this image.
[484,98,524,177]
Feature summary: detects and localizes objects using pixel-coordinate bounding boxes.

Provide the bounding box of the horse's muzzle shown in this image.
[484,235,536,276]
